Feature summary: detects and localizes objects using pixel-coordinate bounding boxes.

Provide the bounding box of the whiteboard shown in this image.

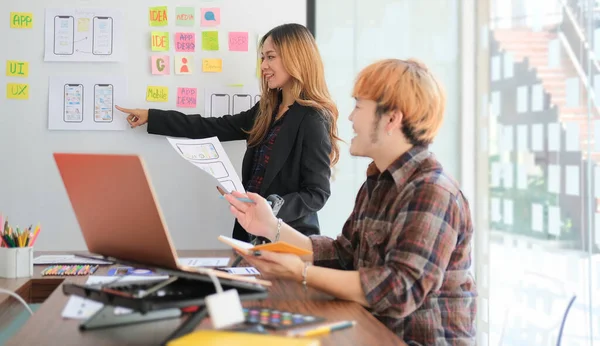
[0,0,307,251]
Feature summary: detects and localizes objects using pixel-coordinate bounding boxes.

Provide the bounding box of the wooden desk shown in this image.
[1,250,403,346]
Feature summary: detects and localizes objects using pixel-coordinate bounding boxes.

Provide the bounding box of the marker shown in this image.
[288,320,356,337]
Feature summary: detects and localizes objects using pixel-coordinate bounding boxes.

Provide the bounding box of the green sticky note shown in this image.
[176,7,195,26]
[149,6,168,26]
[151,31,170,51]
[202,31,219,51]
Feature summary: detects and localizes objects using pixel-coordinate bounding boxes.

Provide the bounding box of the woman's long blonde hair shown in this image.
[247,23,341,166]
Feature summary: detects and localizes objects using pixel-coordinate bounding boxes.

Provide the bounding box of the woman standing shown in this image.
[116,23,340,241]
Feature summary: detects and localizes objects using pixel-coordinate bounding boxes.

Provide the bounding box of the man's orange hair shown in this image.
[352,59,446,146]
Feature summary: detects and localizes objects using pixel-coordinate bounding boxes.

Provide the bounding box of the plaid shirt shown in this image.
[310,146,477,346]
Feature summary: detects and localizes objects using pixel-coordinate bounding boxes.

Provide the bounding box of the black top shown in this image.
[146,101,332,241]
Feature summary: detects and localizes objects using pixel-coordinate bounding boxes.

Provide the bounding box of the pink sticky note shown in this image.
[177,87,197,108]
[201,8,220,26]
[228,32,248,52]
[175,32,196,52]
[151,55,170,75]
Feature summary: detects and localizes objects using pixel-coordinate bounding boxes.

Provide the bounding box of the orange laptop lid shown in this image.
[53,153,181,270]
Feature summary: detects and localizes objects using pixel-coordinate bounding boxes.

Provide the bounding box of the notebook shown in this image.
[218,235,313,256]
[166,330,320,346]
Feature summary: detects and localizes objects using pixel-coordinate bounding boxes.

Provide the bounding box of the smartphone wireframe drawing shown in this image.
[92,16,113,55]
[254,94,261,105]
[54,16,75,55]
[233,94,252,114]
[64,84,84,123]
[210,94,230,117]
[94,84,114,122]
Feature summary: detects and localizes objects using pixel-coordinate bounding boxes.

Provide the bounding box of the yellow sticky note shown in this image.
[149,6,168,26]
[6,61,29,77]
[146,86,168,102]
[77,18,90,32]
[10,12,33,29]
[6,83,29,100]
[202,58,222,73]
[151,31,170,51]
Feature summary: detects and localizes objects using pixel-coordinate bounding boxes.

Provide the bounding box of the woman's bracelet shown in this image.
[302,262,311,291]
[274,218,282,242]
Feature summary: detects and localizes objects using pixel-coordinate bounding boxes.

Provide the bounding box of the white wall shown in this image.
[316,0,461,238]
[0,0,306,251]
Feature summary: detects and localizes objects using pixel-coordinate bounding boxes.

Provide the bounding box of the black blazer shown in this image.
[146,101,332,241]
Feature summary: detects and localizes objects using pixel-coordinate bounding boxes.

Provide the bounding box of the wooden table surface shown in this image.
[1,250,403,346]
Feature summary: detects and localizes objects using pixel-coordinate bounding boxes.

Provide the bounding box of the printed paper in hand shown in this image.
[61,276,168,319]
[167,136,245,192]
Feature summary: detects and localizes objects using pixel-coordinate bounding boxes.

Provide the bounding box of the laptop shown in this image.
[53,152,270,288]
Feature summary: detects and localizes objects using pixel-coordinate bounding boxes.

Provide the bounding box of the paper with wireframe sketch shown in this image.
[166,136,245,193]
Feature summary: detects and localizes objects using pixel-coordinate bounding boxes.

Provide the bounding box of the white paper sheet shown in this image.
[48,76,127,131]
[203,86,260,118]
[44,8,125,62]
[166,136,245,192]
[61,276,169,319]
[218,267,260,276]
[178,257,229,267]
[34,255,112,265]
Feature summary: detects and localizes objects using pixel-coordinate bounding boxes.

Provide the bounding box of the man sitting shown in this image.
[225,58,477,346]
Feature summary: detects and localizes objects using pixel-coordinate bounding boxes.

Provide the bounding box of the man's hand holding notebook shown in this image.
[218,235,312,256]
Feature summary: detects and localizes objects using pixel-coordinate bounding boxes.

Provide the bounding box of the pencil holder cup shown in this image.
[0,247,33,278]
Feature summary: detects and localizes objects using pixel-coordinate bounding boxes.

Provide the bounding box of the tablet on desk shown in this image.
[218,235,312,256]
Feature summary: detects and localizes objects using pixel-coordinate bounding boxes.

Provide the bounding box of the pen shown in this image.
[216,186,273,205]
[288,320,356,337]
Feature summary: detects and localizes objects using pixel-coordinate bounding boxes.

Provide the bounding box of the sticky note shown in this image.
[6,61,29,77]
[151,55,170,75]
[177,87,197,108]
[202,31,219,51]
[6,83,29,100]
[77,18,90,32]
[151,31,170,51]
[201,8,220,26]
[176,7,195,26]
[175,32,196,52]
[202,58,222,72]
[146,86,168,102]
[175,55,194,74]
[10,12,33,29]
[149,6,168,26]
[228,32,248,51]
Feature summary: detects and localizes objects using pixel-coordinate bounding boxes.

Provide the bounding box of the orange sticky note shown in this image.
[202,58,222,72]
